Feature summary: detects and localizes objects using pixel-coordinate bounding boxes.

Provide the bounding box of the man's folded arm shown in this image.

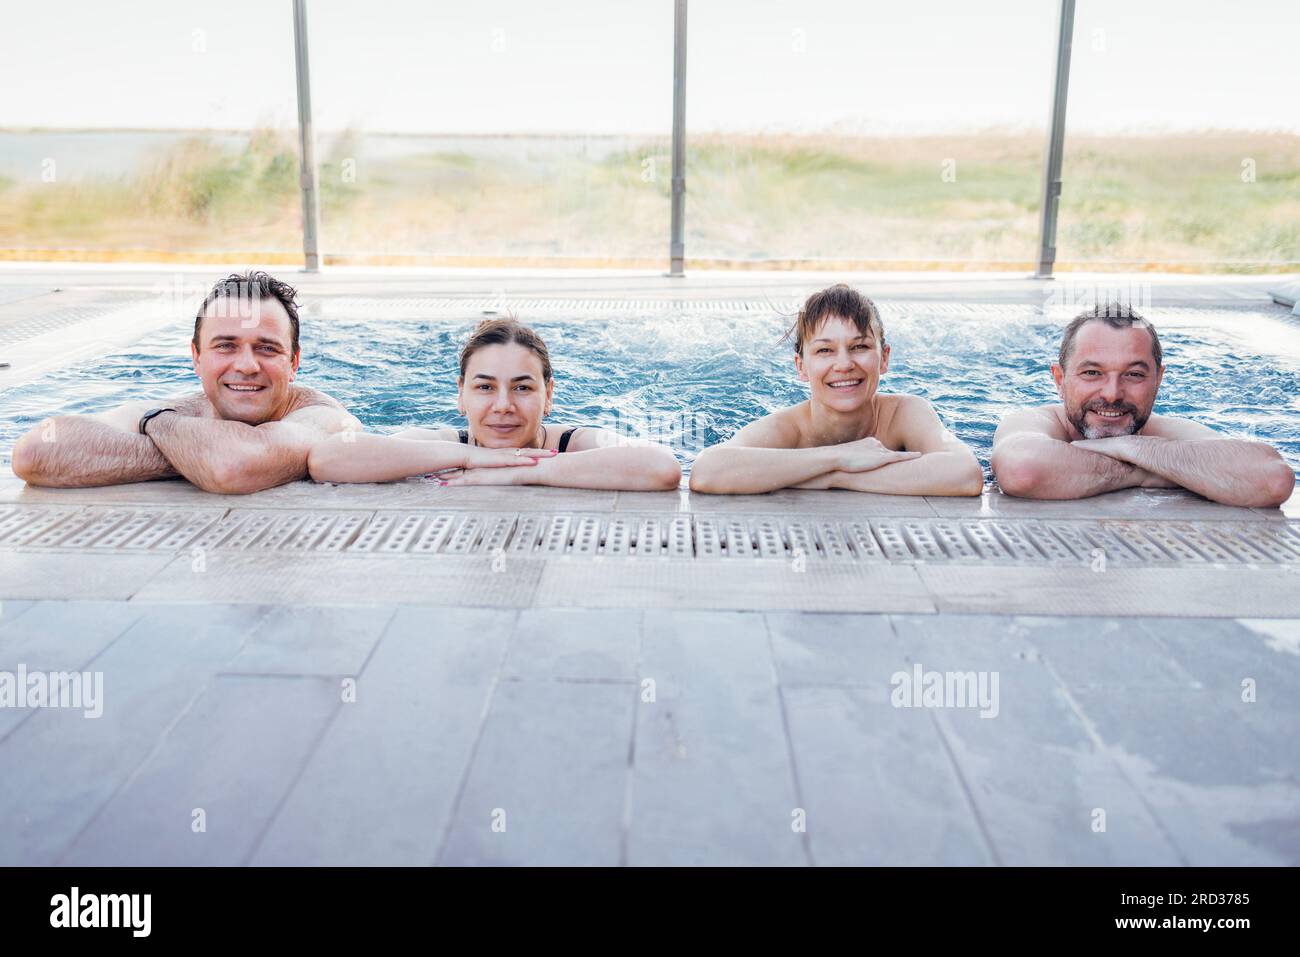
[144,403,360,495]
[992,431,1152,499]
[991,410,1156,500]
[1075,431,1296,508]
[11,403,179,488]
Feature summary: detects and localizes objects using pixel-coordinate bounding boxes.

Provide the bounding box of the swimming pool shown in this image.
[3,301,1298,480]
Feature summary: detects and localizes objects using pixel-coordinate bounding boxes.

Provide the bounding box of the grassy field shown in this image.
[1,128,1296,270]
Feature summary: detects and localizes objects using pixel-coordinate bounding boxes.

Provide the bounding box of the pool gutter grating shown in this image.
[2,504,1297,569]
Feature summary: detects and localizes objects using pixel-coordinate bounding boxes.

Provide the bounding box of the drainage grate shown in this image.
[1,504,1298,567]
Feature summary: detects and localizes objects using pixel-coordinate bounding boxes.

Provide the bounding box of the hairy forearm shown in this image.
[993,434,1145,499]
[12,418,177,487]
[146,415,312,494]
[1107,437,1296,508]
[689,445,840,494]
[795,451,984,496]
[309,434,468,484]
[522,446,681,490]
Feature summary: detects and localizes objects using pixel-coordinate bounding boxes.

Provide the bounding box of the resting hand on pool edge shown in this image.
[784,431,982,496]
[1071,433,1295,508]
[308,428,681,492]
[307,432,557,485]
[436,439,682,491]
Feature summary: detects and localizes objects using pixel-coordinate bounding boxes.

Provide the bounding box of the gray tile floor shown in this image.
[1,600,1297,866]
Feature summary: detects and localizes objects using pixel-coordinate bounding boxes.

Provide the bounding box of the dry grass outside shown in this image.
[321,139,672,258]
[1,128,1296,269]
[1058,132,1300,268]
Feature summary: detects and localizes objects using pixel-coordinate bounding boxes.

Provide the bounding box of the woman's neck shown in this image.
[807,395,878,446]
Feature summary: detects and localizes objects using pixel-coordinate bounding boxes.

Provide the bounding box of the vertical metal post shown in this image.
[668,0,688,276]
[293,0,322,272]
[1035,0,1076,279]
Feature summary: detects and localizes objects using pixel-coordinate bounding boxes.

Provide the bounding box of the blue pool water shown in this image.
[3,303,1298,479]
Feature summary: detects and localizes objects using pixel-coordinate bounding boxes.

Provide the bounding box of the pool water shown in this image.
[3,303,1298,480]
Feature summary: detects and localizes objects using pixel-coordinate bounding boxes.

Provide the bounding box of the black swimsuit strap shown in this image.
[458,429,469,444]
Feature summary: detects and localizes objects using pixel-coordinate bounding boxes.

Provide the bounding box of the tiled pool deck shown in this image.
[1,266,1297,865]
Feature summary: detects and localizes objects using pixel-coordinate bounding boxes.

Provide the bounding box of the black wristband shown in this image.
[138,408,177,436]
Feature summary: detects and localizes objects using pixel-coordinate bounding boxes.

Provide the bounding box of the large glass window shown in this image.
[0,1,302,261]
[685,0,1056,267]
[1056,0,1300,270]
[309,0,671,265]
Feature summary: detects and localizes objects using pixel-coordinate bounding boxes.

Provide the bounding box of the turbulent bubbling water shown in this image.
[2,304,1297,479]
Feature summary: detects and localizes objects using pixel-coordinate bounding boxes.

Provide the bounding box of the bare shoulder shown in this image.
[880,392,936,427]
[725,404,805,449]
[89,392,206,432]
[288,385,350,413]
[552,425,603,452]
[994,404,1067,444]
[280,388,360,434]
[878,393,957,451]
[1139,413,1219,440]
[554,424,673,452]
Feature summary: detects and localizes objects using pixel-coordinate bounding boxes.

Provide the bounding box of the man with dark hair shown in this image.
[12,270,360,494]
[992,303,1294,507]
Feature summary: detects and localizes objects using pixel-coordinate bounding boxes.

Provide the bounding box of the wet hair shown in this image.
[1058,302,1162,370]
[459,317,553,382]
[781,284,884,354]
[193,270,301,356]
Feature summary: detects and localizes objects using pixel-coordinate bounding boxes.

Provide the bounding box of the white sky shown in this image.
[1,0,1296,134]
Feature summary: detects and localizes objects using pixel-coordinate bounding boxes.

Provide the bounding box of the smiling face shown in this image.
[1052,320,1163,439]
[794,314,890,411]
[458,342,554,448]
[191,296,299,424]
